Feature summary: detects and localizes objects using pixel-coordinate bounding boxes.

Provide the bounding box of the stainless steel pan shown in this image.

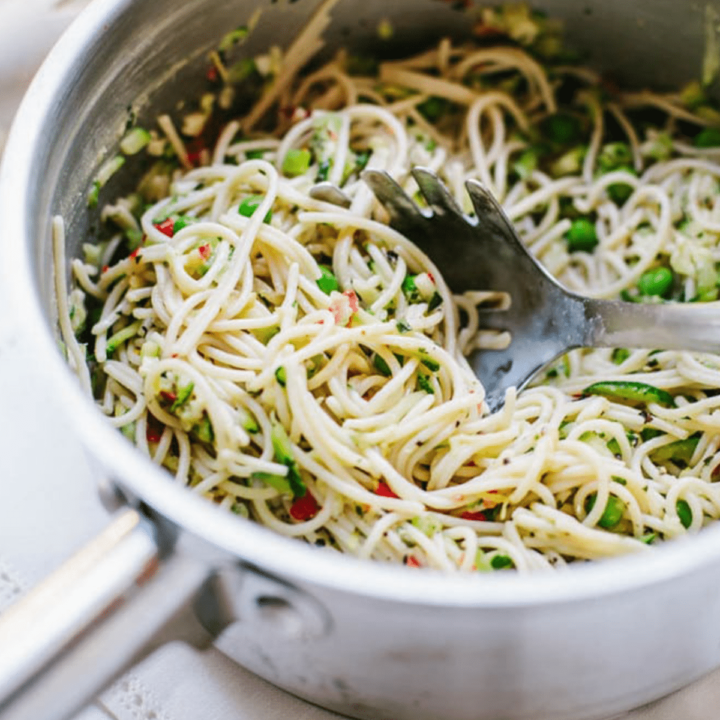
[1,1,720,719]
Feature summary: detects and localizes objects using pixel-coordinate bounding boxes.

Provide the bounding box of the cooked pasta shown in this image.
[62,6,720,572]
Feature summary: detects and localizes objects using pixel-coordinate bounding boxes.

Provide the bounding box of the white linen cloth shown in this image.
[0,1,718,718]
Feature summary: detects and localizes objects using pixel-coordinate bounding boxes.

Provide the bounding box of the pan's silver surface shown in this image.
[1,1,720,719]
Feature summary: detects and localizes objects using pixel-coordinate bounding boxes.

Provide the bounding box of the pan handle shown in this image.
[0,507,218,720]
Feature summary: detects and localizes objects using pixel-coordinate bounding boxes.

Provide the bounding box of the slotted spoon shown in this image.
[362,167,720,411]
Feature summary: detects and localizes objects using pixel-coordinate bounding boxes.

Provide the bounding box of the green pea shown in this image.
[282,148,312,177]
[565,217,598,253]
[607,165,636,205]
[637,266,673,297]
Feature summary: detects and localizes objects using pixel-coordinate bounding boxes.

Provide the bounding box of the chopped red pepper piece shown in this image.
[160,390,177,404]
[129,248,141,260]
[146,416,164,443]
[461,510,488,522]
[405,555,422,568]
[290,492,319,521]
[207,66,219,82]
[154,218,175,237]
[198,243,211,260]
[427,271,435,284]
[375,481,399,498]
[186,138,206,167]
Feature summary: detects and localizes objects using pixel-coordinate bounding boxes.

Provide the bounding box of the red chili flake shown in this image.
[290,493,319,521]
[461,510,488,522]
[146,416,164,443]
[198,243,212,260]
[129,248,141,261]
[404,555,422,568]
[344,289,359,314]
[160,390,177,404]
[101,265,109,274]
[427,272,436,284]
[154,218,175,237]
[375,481,399,499]
[279,105,298,118]
[186,138,206,167]
[206,66,219,82]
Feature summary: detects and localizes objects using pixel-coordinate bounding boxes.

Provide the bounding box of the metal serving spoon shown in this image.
[361,167,720,411]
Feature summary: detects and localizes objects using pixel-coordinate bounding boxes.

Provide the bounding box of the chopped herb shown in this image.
[427,291,443,312]
[693,127,720,148]
[417,96,450,123]
[396,319,411,333]
[417,373,434,394]
[270,421,306,498]
[490,554,514,570]
[373,354,392,377]
[275,366,287,386]
[316,264,340,294]
[650,434,700,464]
[171,382,194,412]
[192,414,214,444]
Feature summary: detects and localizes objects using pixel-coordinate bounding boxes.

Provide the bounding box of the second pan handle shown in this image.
[0,508,219,720]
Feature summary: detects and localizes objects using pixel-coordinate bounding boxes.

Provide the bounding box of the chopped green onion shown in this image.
[316,264,340,294]
[120,127,151,155]
[419,354,440,372]
[585,494,626,529]
[275,366,287,387]
[193,414,214,444]
[106,320,142,355]
[641,427,664,442]
[638,267,673,297]
[87,180,101,209]
[411,515,440,537]
[171,382,194,412]
[396,320,411,333]
[612,348,631,364]
[282,148,312,177]
[607,438,621,456]
[417,373,434,394]
[597,142,632,172]
[565,217,598,253]
[238,195,272,223]
[218,25,249,53]
[238,407,259,434]
[427,292,443,312]
[583,380,675,407]
[246,149,265,160]
[270,421,306,498]
[676,499,692,529]
[640,532,656,544]
[402,274,421,302]
[173,216,192,234]
[512,147,540,179]
[373,354,392,377]
[251,471,291,495]
[650,434,700,464]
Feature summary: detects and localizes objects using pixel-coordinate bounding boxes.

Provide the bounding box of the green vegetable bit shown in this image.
[417,373,434,394]
[316,264,340,294]
[171,382,194,412]
[402,274,421,302]
[585,494,626,529]
[490,554,514,570]
[565,218,598,253]
[583,380,675,407]
[597,142,632,173]
[193,415,214,444]
[251,471,291,495]
[282,148,312,177]
[650,434,700,464]
[676,499,692,529]
[541,113,582,145]
[611,348,631,364]
[238,194,272,223]
[275,366,287,387]
[606,166,636,205]
[427,292,443,312]
[270,421,306,498]
[693,127,720,148]
[417,96,450,123]
[637,266,673,297]
[373,354,392,377]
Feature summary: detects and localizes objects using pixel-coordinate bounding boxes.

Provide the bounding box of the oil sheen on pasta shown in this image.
[62,5,720,572]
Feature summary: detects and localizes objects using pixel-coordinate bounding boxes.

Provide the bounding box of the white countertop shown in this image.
[0,2,718,718]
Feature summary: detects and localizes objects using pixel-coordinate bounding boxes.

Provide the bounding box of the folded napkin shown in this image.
[0,4,717,719]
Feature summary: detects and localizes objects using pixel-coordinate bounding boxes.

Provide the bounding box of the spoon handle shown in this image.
[583,298,720,353]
